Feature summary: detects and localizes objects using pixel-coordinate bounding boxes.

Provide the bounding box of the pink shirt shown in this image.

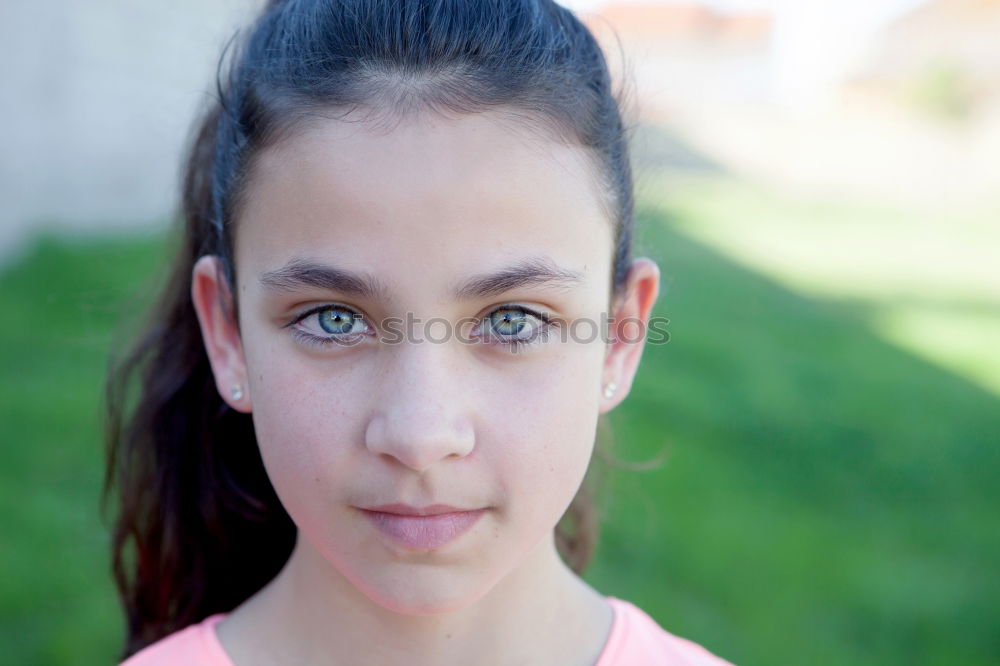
[121,596,735,665]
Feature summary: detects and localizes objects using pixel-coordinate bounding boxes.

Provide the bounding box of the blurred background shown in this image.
[2,0,998,664]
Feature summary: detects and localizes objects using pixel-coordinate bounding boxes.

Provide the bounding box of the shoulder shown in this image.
[597,597,737,666]
[119,613,233,666]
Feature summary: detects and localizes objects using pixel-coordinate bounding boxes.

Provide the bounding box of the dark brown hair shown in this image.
[104,0,635,659]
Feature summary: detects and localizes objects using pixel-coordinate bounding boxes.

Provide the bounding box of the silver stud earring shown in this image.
[231,384,244,401]
[603,382,617,399]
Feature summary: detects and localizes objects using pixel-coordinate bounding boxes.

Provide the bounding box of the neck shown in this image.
[218,530,612,666]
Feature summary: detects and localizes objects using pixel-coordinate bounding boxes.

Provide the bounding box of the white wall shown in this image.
[0,0,265,259]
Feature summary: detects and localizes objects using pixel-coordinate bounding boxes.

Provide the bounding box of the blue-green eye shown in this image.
[318,307,361,335]
[480,306,552,352]
[489,308,531,336]
[289,304,371,348]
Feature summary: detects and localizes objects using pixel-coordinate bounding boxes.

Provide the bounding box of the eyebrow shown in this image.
[258,256,585,301]
[259,258,390,301]
[453,256,585,300]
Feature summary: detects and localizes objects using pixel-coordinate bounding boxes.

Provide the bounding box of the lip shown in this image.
[361,503,477,516]
[360,507,488,550]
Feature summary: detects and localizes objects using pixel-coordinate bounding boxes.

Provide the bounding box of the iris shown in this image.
[489,308,530,337]
[317,307,361,335]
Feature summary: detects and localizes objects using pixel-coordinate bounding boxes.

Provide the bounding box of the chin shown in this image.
[359,579,487,616]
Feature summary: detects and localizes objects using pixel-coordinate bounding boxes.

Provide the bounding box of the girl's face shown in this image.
[193,110,657,613]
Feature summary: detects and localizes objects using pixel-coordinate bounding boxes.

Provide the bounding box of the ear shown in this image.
[191,255,252,413]
[599,257,661,413]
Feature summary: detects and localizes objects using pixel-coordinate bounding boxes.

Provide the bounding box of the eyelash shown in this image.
[285,303,554,353]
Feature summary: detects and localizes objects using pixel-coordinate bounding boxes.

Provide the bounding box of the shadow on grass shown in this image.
[1,224,998,666]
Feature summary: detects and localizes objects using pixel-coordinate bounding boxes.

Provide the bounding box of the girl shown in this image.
[105,0,735,664]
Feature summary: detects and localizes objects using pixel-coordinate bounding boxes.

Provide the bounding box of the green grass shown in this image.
[2,180,998,664]
[0,231,170,665]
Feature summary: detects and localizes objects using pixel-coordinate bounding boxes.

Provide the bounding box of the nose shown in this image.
[364,339,476,473]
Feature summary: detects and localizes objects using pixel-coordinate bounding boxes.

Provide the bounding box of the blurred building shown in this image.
[844,0,1000,118]
[581,3,774,118]
[582,0,1000,203]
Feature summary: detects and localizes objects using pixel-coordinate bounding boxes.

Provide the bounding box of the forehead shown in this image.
[234,110,613,298]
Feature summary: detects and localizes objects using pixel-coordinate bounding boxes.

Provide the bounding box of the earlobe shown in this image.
[599,258,661,414]
[190,255,252,413]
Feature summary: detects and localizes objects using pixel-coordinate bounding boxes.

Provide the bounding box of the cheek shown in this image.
[242,337,365,515]
[487,343,605,518]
